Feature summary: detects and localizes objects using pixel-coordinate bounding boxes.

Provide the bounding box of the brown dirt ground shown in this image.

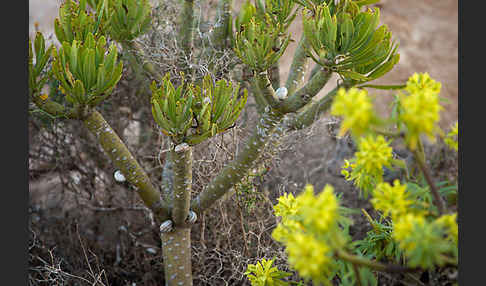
[29,1,458,285]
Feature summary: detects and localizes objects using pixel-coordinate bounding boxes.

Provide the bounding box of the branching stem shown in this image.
[83,110,170,222]
[191,109,283,212]
[171,144,193,226]
[285,34,309,95]
[280,68,332,113]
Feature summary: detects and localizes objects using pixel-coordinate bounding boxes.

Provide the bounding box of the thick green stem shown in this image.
[179,0,195,54]
[162,151,175,203]
[171,144,193,226]
[269,39,281,90]
[285,80,355,131]
[254,71,281,110]
[249,78,269,114]
[161,227,193,286]
[285,86,339,130]
[269,62,281,90]
[280,68,332,113]
[178,0,195,77]
[191,109,283,212]
[210,0,233,50]
[285,34,308,95]
[82,110,170,221]
[30,94,78,119]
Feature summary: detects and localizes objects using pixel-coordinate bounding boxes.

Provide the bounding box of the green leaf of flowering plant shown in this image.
[294,0,358,16]
[357,83,406,90]
[150,73,194,142]
[234,16,290,71]
[29,32,54,97]
[235,0,257,32]
[54,0,108,45]
[185,75,248,145]
[51,33,123,107]
[262,0,299,30]
[107,0,152,42]
[354,0,381,7]
[303,3,399,83]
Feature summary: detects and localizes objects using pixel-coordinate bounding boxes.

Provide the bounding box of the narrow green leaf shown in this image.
[357,84,406,90]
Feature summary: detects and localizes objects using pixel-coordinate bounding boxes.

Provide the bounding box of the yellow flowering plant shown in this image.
[444,121,458,151]
[270,184,351,285]
[245,258,293,286]
[330,88,377,138]
[398,73,443,150]
[341,135,394,197]
[249,72,457,285]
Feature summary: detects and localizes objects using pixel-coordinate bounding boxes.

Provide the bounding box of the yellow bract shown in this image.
[272,184,341,284]
[271,219,302,242]
[355,135,393,177]
[436,213,458,244]
[285,233,333,283]
[371,180,412,219]
[273,192,298,218]
[392,213,426,247]
[400,73,443,150]
[298,185,339,233]
[331,88,374,137]
[405,72,441,95]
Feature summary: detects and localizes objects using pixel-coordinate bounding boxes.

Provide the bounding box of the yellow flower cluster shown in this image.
[273,193,298,218]
[444,122,458,151]
[400,73,443,150]
[271,218,302,242]
[436,213,458,244]
[272,184,341,284]
[286,233,334,284]
[341,135,393,195]
[341,159,373,192]
[392,214,426,247]
[298,185,339,233]
[331,88,375,137]
[355,135,393,177]
[392,212,456,268]
[371,180,412,219]
[405,72,441,95]
[370,177,457,268]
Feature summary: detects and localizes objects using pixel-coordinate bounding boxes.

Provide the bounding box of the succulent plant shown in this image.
[51,33,123,107]
[29,32,54,97]
[302,3,399,82]
[107,0,152,42]
[54,0,108,45]
[150,74,248,145]
[234,15,290,72]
